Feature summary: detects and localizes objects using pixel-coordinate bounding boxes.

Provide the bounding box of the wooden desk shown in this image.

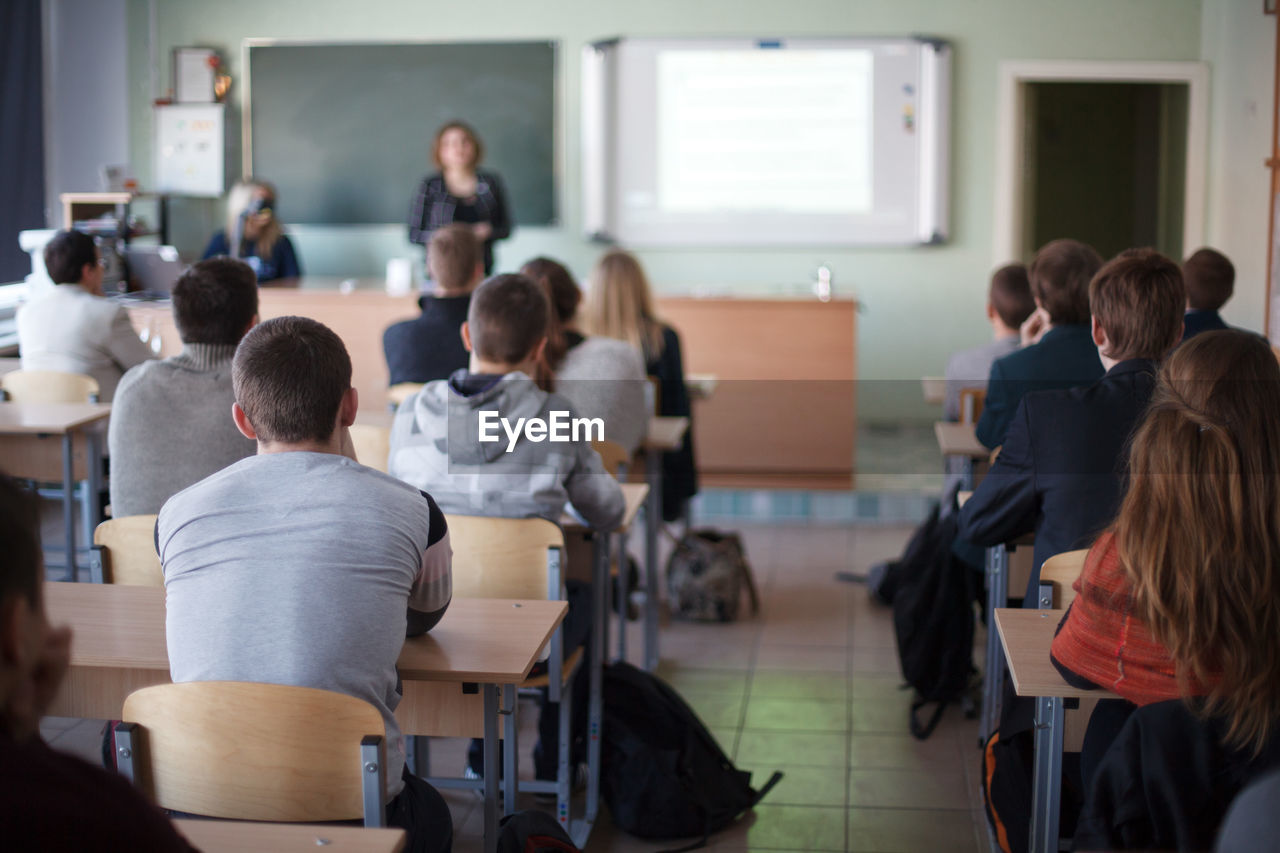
[44,582,564,853]
[922,376,946,405]
[996,608,1118,853]
[0,402,111,581]
[175,820,406,853]
[935,421,990,491]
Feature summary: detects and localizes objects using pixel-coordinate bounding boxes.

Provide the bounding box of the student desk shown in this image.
[43,582,566,853]
[639,416,688,671]
[979,537,1035,746]
[0,402,111,581]
[559,481,647,847]
[175,820,406,853]
[921,376,946,406]
[934,421,989,490]
[995,608,1118,853]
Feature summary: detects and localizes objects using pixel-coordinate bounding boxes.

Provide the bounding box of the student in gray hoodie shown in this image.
[389,272,624,781]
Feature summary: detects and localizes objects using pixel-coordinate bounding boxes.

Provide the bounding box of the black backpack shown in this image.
[601,662,782,851]
[891,484,977,739]
[496,810,581,853]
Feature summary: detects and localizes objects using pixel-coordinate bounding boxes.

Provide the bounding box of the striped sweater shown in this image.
[1050,531,1219,705]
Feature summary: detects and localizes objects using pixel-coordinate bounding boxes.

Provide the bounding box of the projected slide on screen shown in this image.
[656,50,874,215]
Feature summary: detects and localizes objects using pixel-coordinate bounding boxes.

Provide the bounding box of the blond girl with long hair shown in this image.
[1051,329,1280,755]
[201,180,301,283]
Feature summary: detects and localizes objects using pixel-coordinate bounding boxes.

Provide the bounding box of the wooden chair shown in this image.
[387,383,425,410]
[350,424,391,473]
[959,387,985,424]
[0,369,99,403]
[434,514,584,824]
[90,515,162,586]
[115,681,388,826]
[591,439,629,479]
[1038,548,1088,610]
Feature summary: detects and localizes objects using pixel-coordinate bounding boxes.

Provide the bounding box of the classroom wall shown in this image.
[44,0,130,224]
[118,0,1255,422]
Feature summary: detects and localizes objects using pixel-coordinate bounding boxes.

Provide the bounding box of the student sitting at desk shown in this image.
[1180,247,1235,341]
[975,239,1105,449]
[201,180,301,284]
[523,256,648,454]
[958,250,1185,602]
[383,224,482,386]
[108,258,258,516]
[0,475,197,852]
[389,273,623,784]
[943,263,1034,422]
[1050,330,1280,841]
[157,317,453,853]
[16,230,154,402]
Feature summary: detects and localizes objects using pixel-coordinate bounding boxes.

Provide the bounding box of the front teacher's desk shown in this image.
[44,581,566,853]
[126,285,855,490]
[0,402,111,581]
[995,607,1118,853]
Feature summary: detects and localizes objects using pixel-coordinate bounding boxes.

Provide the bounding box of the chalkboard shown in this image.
[246,41,556,226]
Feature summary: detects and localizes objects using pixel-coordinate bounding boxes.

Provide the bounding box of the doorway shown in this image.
[993,61,1208,265]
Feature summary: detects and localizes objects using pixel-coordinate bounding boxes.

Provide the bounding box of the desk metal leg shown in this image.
[1029,695,1064,853]
[980,545,1009,746]
[61,433,77,582]
[483,684,500,853]
[960,455,975,491]
[614,529,627,663]
[644,455,662,672]
[574,531,605,848]
[502,683,517,817]
[84,429,104,576]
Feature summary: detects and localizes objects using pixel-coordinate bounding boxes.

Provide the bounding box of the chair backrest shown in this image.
[93,515,162,586]
[118,681,387,825]
[1,369,99,403]
[387,382,425,409]
[959,387,986,424]
[1040,548,1089,610]
[591,439,629,479]
[444,514,564,602]
[350,424,391,473]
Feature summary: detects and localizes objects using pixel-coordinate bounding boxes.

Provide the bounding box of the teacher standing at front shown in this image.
[408,121,511,275]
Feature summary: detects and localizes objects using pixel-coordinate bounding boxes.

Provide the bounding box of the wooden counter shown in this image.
[127,283,856,489]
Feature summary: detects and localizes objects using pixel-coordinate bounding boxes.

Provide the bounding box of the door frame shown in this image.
[993,60,1210,264]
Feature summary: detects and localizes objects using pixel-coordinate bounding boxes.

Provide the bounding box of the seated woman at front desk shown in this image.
[201,180,302,284]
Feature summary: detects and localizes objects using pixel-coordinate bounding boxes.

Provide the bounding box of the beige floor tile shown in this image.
[736,730,849,769]
[743,697,847,732]
[684,693,747,729]
[754,765,846,807]
[847,732,966,773]
[848,767,972,810]
[755,644,848,673]
[849,696,915,733]
[846,806,977,852]
[725,804,846,851]
[656,666,750,698]
[849,646,903,675]
[748,671,847,701]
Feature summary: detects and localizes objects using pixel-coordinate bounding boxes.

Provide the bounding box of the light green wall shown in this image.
[126,0,1206,422]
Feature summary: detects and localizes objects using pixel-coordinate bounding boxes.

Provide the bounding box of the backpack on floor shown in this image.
[601,662,782,851]
[497,810,581,853]
[666,529,759,622]
[891,483,977,739]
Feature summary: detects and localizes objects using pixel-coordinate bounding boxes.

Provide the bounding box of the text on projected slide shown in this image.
[655,50,874,215]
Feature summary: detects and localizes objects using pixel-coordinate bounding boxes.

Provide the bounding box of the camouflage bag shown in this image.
[665,529,759,622]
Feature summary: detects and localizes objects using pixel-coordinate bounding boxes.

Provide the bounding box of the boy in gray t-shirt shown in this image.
[157,317,452,853]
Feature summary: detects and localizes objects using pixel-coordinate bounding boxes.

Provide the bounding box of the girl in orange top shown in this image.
[1050,329,1280,755]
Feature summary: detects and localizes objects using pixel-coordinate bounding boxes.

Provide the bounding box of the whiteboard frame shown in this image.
[240,37,561,226]
[581,36,951,247]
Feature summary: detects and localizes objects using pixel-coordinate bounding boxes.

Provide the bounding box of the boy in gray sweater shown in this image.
[389,273,624,781]
[108,258,259,516]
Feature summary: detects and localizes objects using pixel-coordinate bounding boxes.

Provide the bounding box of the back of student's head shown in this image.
[1116,329,1280,753]
[1183,248,1235,312]
[232,316,351,444]
[428,224,482,294]
[989,263,1034,329]
[171,258,259,345]
[0,474,42,623]
[1028,239,1103,326]
[467,274,549,366]
[586,249,663,358]
[1088,251,1185,361]
[43,230,96,285]
[522,257,581,325]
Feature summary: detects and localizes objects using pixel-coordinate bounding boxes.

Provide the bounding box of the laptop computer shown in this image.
[125,246,186,295]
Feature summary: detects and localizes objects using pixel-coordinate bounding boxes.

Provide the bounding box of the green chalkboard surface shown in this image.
[246,41,556,226]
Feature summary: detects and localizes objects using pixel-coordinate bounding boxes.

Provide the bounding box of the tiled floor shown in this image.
[40,521,993,852]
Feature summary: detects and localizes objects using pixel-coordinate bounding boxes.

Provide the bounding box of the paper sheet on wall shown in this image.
[154,104,224,197]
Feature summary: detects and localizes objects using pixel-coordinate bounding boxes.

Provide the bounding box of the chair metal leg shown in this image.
[483,684,500,853]
[614,530,628,663]
[980,544,1009,746]
[1029,695,1064,853]
[502,684,517,816]
[61,433,77,581]
[360,734,387,827]
[644,456,662,671]
[557,675,571,833]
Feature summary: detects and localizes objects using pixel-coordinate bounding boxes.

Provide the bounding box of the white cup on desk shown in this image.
[385,258,413,296]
